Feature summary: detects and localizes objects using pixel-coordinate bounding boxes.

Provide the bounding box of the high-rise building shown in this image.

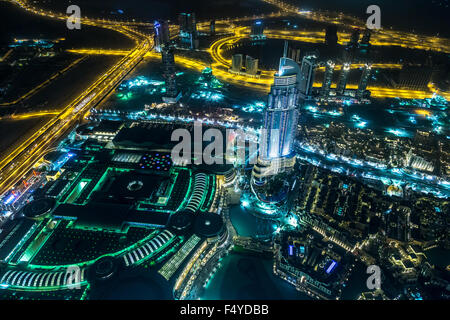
[298,53,317,99]
[252,57,301,181]
[245,55,259,76]
[360,29,371,45]
[288,47,301,62]
[336,62,351,95]
[321,60,335,97]
[179,13,197,35]
[359,29,372,55]
[349,29,360,47]
[179,13,198,49]
[250,20,265,39]
[356,63,372,99]
[161,45,181,103]
[154,20,170,53]
[325,25,338,47]
[230,54,243,73]
[210,20,215,36]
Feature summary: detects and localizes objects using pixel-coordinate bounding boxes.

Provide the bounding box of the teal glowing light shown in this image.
[355,121,367,128]
[386,128,410,137]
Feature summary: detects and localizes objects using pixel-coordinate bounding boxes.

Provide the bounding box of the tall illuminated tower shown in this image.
[298,53,317,99]
[321,60,335,97]
[252,55,301,183]
[356,63,372,99]
[161,45,181,104]
[251,20,265,39]
[154,20,170,53]
[336,62,351,95]
[178,13,198,49]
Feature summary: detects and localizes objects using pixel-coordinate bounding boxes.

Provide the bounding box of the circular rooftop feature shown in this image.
[22,198,56,219]
[168,211,195,234]
[89,256,118,282]
[194,212,224,238]
[127,180,144,192]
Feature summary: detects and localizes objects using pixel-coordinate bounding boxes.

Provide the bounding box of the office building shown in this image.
[245,55,259,76]
[210,20,215,35]
[252,56,301,181]
[360,29,371,45]
[230,54,243,73]
[298,53,317,99]
[325,25,338,47]
[288,47,301,62]
[161,45,181,103]
[179,13,198,49]
[154,20,170,53]
[356,63,372,99]
[251,20,265,39]
[321,60,335,97]
[336,62,351,95]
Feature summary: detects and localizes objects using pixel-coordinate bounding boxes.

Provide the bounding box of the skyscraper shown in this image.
[336,62,351,95]
[179,13,197,35]
[360,29,371,45]
[245,55,259,76]
[356,63,372,99]
[288,46,301,62]
[178,13,198,49]
[298,53,317,99]
[230,54,243,73]
[210,20,215,36]
[252,56,301,182]
[321,60,335,97]
[349,29,360,47]
[161,45,181,103]
[325,25,338,47]
[250,20,265,39]
[154,20,170,53]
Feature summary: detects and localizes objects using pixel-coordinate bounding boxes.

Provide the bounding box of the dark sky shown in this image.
[2,0,449,38]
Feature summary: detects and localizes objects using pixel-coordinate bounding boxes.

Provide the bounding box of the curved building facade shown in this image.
[252,57,301,183]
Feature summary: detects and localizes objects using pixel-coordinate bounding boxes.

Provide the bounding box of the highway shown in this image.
[1,0,448,196]
[0,1,152,196]
[0,56,87,107]
[65,25,449,99]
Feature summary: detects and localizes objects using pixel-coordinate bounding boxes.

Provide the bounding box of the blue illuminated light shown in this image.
[326,260,338,274]
[4,194,15,205]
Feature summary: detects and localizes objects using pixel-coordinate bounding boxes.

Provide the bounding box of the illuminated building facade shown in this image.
[288,46,301,63]
[245,55,259,76]
[356,63,372,99]
[298,53,317,99]
[360,29,371,45]
[210,20,215,35]
[250,20,265,39]
[154,20,170,53]
[161,45,182,103]
[321,60,335,97]
[336,62,351,95]
[230,54,243,73]
[252,55,300,182]
[178,13,198,49]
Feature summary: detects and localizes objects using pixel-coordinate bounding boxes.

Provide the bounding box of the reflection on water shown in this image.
[200,253,311,300]
[229,204,279,239]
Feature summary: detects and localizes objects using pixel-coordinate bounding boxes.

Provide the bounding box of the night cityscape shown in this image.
[0,0,449,308]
